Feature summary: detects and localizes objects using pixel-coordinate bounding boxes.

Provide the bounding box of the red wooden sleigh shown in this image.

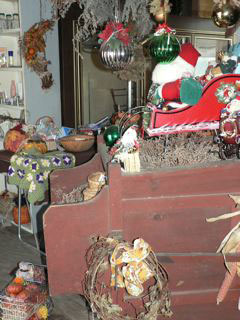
[145,74,240,136]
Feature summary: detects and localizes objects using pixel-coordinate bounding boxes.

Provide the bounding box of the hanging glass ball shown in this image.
[103,125,120,147]
[149,33,180,64]
[100,42,134,71]
[212,3,240,28]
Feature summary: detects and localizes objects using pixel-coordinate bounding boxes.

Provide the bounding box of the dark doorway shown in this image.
[58,3,82,128]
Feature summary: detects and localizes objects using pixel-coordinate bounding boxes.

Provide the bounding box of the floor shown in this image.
[0,225,90,320]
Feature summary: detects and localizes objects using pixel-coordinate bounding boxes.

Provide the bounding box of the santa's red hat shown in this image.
[177,43,201,70]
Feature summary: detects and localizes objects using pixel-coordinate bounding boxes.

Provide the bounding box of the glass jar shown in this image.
[6,14,12,29]
[12,13,19,29]
[0,13,7,30]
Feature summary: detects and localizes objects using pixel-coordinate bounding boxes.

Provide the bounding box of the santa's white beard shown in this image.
[152,56,195,84]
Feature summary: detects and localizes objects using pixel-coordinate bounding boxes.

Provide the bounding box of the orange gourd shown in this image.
[22,140,48,154]
[13,206,30,225]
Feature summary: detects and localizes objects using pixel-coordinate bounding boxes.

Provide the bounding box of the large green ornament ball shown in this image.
[103,125,120,147]
[149,33,180,63]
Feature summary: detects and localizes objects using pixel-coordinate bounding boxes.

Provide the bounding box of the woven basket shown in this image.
[88,172,106,189]
[59,134,94,152]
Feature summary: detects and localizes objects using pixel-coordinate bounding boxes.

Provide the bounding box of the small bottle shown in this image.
[6,14,12,29]
[0,13,6,30]
[8,51,14,67]
[10,80,16,98]
[12,13,19,29]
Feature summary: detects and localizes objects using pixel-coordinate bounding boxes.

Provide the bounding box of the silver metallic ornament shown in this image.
[212,2,240,28]
[100,42,134,71]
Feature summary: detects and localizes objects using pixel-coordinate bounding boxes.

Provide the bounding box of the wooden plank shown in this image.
[122,195,238,252]
[43,187,110,296]
[121,161,240,199]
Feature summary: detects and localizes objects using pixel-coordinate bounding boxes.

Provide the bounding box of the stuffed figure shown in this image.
[148,43,203,107]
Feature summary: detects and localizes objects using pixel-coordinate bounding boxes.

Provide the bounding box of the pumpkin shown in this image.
[13,205,31,225]
[15,289,30,301]
[13,277,25,285]
[6,284,23,295]
[21,139,48,154]
[4,128,28,152]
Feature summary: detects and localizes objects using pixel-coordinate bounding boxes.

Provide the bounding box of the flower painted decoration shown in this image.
[98,22,131,48]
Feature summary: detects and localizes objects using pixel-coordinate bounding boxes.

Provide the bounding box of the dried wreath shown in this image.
[21,20,55,90]
[84,236,172,320]
[215,82,237,104]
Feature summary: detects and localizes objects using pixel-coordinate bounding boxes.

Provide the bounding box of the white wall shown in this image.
[19,0,61,126]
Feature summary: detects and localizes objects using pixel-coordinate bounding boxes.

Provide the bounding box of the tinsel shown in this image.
[114,45,150,81]
[213,0,240,6]
[50,0,154,41]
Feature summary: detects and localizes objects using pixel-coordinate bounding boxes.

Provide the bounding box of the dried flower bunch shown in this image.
[21,20,55,90]
[149,0,172,16]
[84,236,172,320]
[140,132,219,169]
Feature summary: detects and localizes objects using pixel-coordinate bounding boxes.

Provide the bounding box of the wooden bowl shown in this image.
[59,134,94,152]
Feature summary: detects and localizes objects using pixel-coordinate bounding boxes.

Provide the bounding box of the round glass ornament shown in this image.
[100,41,134,71]
[149,33,180,64]
[103,125,120,147]
[212,2,239,28]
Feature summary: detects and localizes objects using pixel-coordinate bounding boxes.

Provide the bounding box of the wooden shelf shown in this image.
[0,213,33,234]
[0,104,24,118]
[11,220,33,234]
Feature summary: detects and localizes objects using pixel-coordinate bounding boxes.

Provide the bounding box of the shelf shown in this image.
[0,28,20,36]
[11,220,33,234]
[0,104,24,118]
[0,103,24,109]
[0,66,22,71]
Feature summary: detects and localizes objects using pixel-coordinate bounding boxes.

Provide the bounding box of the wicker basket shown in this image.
[88,172,106,189]
[59,134,94,152]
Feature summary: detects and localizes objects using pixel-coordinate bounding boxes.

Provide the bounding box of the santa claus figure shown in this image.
[148,43,203,107]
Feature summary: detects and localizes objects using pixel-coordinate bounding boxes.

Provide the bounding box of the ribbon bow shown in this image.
[155,23,175,36]
[110,238,154,296]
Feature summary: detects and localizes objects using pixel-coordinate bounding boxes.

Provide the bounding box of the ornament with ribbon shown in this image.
[98,21,134,71]
[148,23,180,63]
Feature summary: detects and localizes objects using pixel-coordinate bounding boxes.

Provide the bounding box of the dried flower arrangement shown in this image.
[50,0,154,41]
[84,236,172,320]
[139,132,219,170]
[149,0,172,16]
[20,20,55,90]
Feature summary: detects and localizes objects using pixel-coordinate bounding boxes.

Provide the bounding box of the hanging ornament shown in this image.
[149,23,180,64]
[103,125,120,147]
[212,1,240,28]
[98,22,134,71]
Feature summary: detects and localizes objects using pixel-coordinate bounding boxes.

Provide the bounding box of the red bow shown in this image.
[156,23,174,34]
